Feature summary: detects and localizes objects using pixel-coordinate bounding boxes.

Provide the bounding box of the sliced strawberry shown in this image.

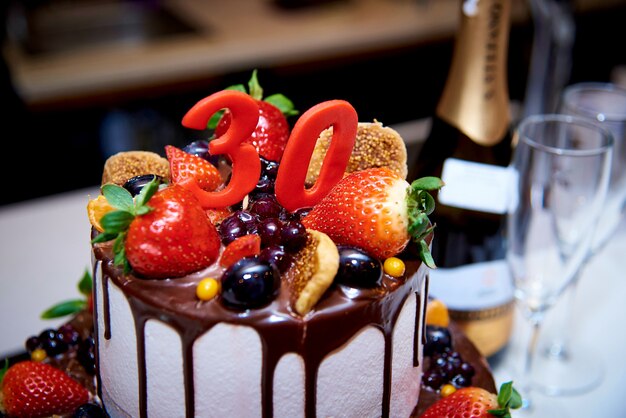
[213,70,298,162]
[302,168,443,264]
[206,207,232,225]
[92,178,221,279]
[420,381,521,418]
[220,234,262,268]
[1,361,89,418]
[166,145,223,192]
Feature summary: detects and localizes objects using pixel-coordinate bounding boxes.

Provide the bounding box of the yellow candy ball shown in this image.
[196,278,220,301]
[383,257,405,277]
[31,348,47,362]
[441,383,457,398]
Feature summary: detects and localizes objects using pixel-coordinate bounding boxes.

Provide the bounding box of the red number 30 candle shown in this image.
[275,100,357,212]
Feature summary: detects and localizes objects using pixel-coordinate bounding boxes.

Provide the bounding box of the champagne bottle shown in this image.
[412,0,514,358]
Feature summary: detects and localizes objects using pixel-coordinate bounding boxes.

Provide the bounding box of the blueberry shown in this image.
[459,361,475,378]
[182,139,220,166]
[257,218,283,247]
[422,369,445,390]
[221,257,280,310]
[25,336,40,353]
[424,326,452,357]
[336,246,382,288]
[219,214,248,245]
[451,374,471,388]
[234,210,259,234]
[261,158,280,179]
[280,220,307,252]
[42,338,68,356]
[252,176,275,197]
[259,245,292,272]
[59,324,81,346]
[249,196,283,219]
[78,337,96,375]
[72,403,107,418]
[123,174,162,196]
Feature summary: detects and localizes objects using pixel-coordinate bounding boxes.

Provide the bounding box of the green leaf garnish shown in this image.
[135,176,160,208]
[41,299,87,319]
[488,381,522,417]
[0,359,8,384]
[406,176,444,268]
[248,69,263,100]
[102,183,134,213]
[78,269,93,296]
[265,94,299,117]
[100,210,135,234]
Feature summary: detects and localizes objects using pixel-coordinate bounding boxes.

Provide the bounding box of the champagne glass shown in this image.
[507,114,613,412]
[534,83,626,396]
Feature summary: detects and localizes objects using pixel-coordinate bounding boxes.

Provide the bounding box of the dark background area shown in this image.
[1,2,625,206]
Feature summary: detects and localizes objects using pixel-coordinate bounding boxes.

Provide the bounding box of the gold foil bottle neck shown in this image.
[437,0,512,146]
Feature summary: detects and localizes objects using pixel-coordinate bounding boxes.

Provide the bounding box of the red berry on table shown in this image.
[213,70,298,162]
[302,167,443,263]
[420,381,521,418]
[1,360,89,418]
[166,145,223,192]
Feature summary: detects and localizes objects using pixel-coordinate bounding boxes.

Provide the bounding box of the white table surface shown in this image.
[1,186,624,417]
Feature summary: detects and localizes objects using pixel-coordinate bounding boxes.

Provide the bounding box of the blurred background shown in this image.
[1,0,625,206]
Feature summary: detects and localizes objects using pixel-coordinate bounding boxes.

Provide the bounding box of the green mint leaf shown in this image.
[509,386,523,409]
[498,381,513,407]
[248,69,263,100]
[41,299,86,319]
[0,359,8,384]
[102,184,134,212]
[487,409,508,417]
[136,205,153,216]
[91,232,118,244]
[78,269,93,296]
[410,176,445,192]
[264,94,299,117]
[207,110,225,130]
[419,240,437,269]
[135,176,160,208]
[100,210,135,234]
[112,232,132,274]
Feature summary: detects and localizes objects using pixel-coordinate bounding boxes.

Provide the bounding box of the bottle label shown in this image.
[438,158,516,214]
[428,259,513,310]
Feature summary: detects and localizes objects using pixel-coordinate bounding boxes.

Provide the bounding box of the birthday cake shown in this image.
[0,74,503,418]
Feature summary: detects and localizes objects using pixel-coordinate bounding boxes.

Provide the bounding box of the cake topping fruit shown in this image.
[302,168,443,264]
[213,70,298,162]
[306,121,408,185]
[383,257,406,278]
[220,257,281,310]
[0,360,89,418]
[92,178,220,278]
[87,195,115,233]
[123,174,167,196]
[101,150,170,186]
[426,298,451,327]
[196,278,221,301]
[336,246,382,289]
[419,381,521,418]
[220,234,262,268]
[285,230,339,316]
[165,145,224,192]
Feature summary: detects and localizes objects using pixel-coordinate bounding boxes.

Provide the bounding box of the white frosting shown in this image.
[95,261,425,417]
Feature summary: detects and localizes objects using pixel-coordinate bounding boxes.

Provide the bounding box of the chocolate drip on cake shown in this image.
[94,244,426,418]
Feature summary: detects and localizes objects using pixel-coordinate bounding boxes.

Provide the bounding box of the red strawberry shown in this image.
[213,70,298,162]
[125,185,221,278]
[166,145,223,192]
[92,179,221,279]
[1,361,89,418]
[220,234,262,267]
[302,168,443,264]
[420,382,521,418]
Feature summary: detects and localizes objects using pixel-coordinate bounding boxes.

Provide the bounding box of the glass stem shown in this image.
[546,271,581,360]
[522,313,543,410]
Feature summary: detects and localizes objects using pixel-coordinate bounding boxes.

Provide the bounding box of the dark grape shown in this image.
[221,257,280,310]
[219,214,248,245]
[42,338,68,356]
[123,174,162,196]
[58,324,81,346]
[424,326,452,356]
[336,246,382,288]
[38,328,58,343]
[261,158,280,179]
[78,336,96,375]
[259,245,293,272]
[249,196,282,219]
[422,369,445,390]
[234,210,259,234]
[252,176,274,197]
[72,403,107,418]
[280,221,307,252]
[25,336,40,353]
[451,374,471,388]
[459,361,475,378]
[257,218,283,247]
[182,139,220,166]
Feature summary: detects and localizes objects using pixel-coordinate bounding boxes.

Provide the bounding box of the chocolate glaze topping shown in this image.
[93,241,428,418]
